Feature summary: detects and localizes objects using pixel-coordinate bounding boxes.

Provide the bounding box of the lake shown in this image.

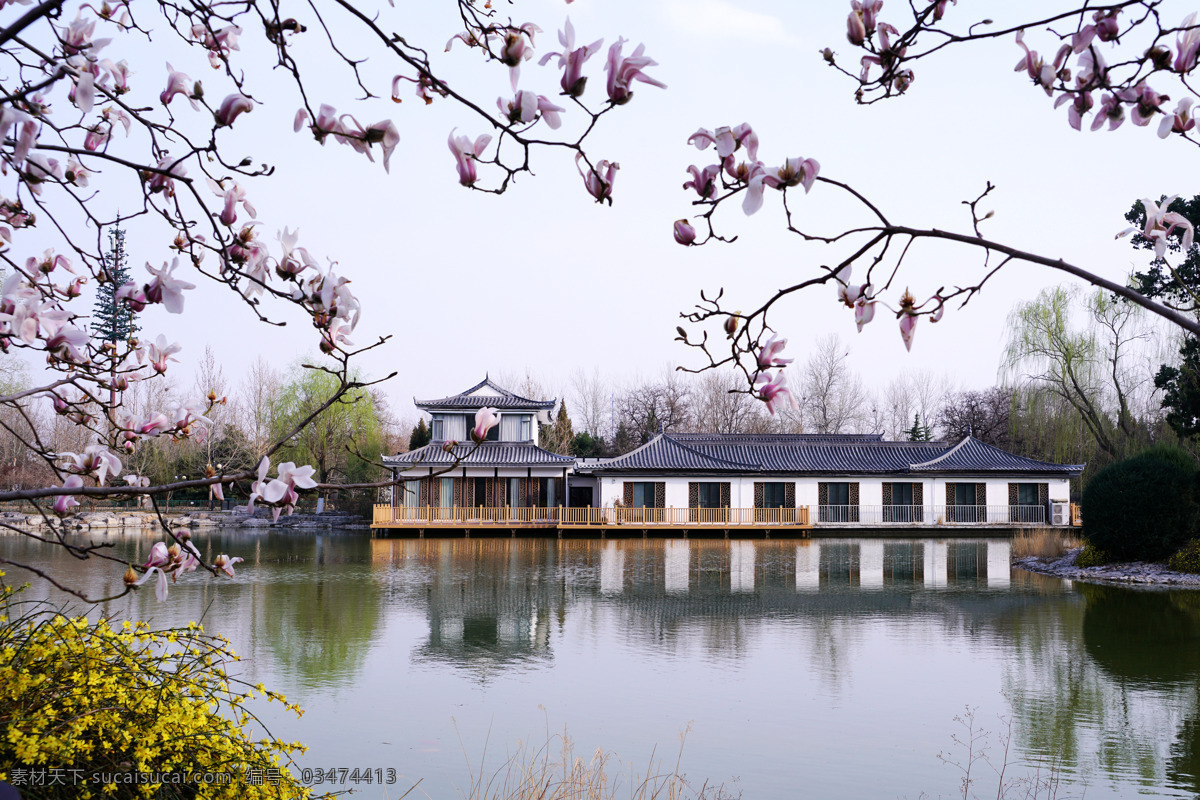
[3,530,1198,799]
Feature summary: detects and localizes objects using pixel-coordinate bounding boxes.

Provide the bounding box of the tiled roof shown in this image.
[416,377,555,410]
[577,433,1082,475]
[908,436,1085,474]
[384,442,574,468]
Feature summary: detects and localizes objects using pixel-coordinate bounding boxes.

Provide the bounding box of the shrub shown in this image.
[0,579,313,799]
[1081,448,1199,562]
[1168,539,1200,574]
[1075,543,1113,567]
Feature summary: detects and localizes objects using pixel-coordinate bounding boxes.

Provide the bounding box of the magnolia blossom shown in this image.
[214,93,253,127]
[1014,30,1069,96]
[44,320,89,364]
[60,445,121,485]
[898,289,918,351]
[538,18,603,98]
[1175,12,1199,73]
[688,124,757,161]
[213,554,243,578]
[1054,90,1094,131]
[673,219,696,246]
[604,37,665,105]
[1118,83,1167,126]
[448,129,492,186]
[249,457,319,522]
[757,335,793,369]
[52,475,83,515]
[1158,98,1196,138]
[146,334,181,374]
[854,296,877,332]
[143,258,195,313]
[1122,195,1196,259]
[500,23,541,90]
[146,154,186,196]
[498,91,565,129]
[160,63,197,109]
[1091,93,1125,131]
[754,371,797,416]
[683,164,720,200]
[473,407,500,443]
[576,154,618,204]
[765,157,820,193]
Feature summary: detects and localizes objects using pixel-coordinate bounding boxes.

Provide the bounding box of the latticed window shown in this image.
[762,482,786,509]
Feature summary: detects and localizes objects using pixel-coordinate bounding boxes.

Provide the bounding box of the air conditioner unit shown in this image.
[1051,501,1070,527]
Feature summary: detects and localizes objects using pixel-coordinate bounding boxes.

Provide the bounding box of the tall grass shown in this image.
[1011,528,1082,560]
[459,725,736,800]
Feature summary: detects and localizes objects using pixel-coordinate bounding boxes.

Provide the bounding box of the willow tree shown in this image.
[271,365,387,495]
[1002,286,1167,462]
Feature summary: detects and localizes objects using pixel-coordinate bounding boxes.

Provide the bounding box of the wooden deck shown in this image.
[372,505,813,534]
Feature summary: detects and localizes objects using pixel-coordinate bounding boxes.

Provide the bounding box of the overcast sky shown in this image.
[28,0,1195,426]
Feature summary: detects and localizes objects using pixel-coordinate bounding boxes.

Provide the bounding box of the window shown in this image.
[520,416,532,442]
[1010,482,1043,523]
[538,477,557,508]
[951,483,981,523]
[884,482,921,522]
[1016,483,1039,505]
[431,416,444,441]
[403,480,418,508]
[509,478,521,507]
[440,477,454,508]
[472,477,489,507]
[820,482,851,523]
[762,482,787,509]
[632,482,656,508]
[696,482,723,509]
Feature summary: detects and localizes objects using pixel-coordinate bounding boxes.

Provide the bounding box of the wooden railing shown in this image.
[1070,503,1082,527]
[373,505,812,527]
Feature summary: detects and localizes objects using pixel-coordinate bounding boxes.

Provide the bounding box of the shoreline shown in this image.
[1013,547,1200,587]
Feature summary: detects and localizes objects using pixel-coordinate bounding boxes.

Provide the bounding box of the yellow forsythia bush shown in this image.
[0,579,318,799]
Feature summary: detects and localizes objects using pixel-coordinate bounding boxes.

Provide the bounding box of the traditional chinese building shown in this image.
[375,379,1084,534]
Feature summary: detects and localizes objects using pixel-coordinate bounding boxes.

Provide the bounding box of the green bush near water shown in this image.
[1075,543,1114,568]
[1081,446,1200,562]
[1168,539,1200,574]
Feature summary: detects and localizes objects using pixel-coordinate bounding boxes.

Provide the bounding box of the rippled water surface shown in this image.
[4,531,1199,799]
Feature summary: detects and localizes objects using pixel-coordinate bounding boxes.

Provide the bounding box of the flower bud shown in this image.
[123,566,138,585]
[673,219,697,246]
[724,315,740,338]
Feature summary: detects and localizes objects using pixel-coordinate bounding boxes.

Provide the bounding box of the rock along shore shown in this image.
[0,507,371,532]
[1013,547,1200,587]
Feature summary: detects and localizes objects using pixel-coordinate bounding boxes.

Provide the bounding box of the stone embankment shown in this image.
[0,507,369,531]
[1013,548,1200,587]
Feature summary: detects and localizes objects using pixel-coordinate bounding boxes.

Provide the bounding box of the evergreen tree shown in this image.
[905,413,931,442]
[92,227,139,344]
[408,418,431,450]
[570,431,605,458]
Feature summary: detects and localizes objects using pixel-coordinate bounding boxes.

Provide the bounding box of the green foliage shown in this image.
[272,364,385,487]
[1075,543,1114,568]
[1082,448,1200,561]
[540,402,575,454]
[1155,336,1200,440]
[571,431,605,458]
[905,412,931,442]
[90,228,139,344]
[409,418,431,450]
[1168,539,1200,574]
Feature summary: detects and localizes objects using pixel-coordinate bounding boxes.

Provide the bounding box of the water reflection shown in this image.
[5,531,1199,799]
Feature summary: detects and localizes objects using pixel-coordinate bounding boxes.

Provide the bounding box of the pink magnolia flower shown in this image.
[501,91,566,129]
[83,122,109,151]
[144,541,170,569]
[1014,30,1069,95]
[52,475,84,515]
[688,124,757,161]
[160,63,197,109]
[576,154,618,204]
[847,9,867,46]
[114,281,148,311]
[897,289,918,351]
[59,11,110,56]
[215,93,253,127]
[146,155,186,196]
[723,158,767,215]
[1091,93,1125,131]
[1054,90,1094,131]
[674,219,696,246]
[146,334,181,374]
[757,335,793,369]
[61,444,121,485]
[683,164,721,200]
[473,407,501,443]
[604,37,666,105]
[1126,195,1195,259]
[1158,97,1196,138]
[365,119,400,172]
[1117,83,1166,126]
[144,258,195,313]
[44,321,89,364]
[500,23,541,90]
[764,157,820,193]
[854,296,877,332]
[1175,13,1199,73]
[538,18,603,98]
[213,554,244,578]
[448,129,492,186]
[135,565,170,602]
[754,371,797,416]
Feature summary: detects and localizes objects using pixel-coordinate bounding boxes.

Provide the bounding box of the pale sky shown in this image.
[21,0,1196,425]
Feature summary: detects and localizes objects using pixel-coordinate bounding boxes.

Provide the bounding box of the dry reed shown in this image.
[1011,528,1082,560]
[458,723,737,800]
